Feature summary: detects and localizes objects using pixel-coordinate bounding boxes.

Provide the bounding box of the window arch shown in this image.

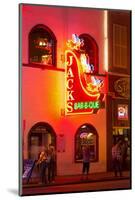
[29,24,57,66]
[79,34,99,74]
[28,122,56,159]
[75,123,98,162]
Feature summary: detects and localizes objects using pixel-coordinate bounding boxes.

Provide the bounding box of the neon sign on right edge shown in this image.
[118,104,128,120]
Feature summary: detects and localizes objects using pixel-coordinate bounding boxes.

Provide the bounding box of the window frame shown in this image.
[74,123,99,163]
[28,24,57,67]
[79,33,99,74]
[28,122,56,159]
[113,24,128,69]
[108,11,131,74]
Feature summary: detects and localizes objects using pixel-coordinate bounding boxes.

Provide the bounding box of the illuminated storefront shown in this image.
[106,10,131,170]
[107,75,130,170]
[21,5,131,176]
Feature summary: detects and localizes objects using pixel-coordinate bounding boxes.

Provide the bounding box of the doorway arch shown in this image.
[28,122,56,160]
[75,123,99,162]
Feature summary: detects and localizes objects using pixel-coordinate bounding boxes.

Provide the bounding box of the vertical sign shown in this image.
[65,34,105,115]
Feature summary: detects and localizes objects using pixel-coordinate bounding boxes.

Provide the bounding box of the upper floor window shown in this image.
[29,24,57,66]
[79,34,99,74]
[108,11,131,74]
[113,24,128,69]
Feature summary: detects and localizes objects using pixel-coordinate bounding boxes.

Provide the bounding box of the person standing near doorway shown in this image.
[48,145,56,183]
[36,148,48,185]
[112,139,123,177]
[81,145,91,180]
[121,140,128,170]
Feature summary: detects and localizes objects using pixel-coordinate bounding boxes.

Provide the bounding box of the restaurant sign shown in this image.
[114,78,130,98]
[109,75,130,98]
[65,34,105,115]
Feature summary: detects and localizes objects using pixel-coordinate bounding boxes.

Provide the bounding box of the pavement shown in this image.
[23,171,130,188]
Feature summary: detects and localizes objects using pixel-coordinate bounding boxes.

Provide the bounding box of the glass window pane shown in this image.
[75,124,98,162]
[121,26,127,46]
[113,24,120,45]
[113,24,128,69]
[121,47,127,67]
[29,25,56,66]
[79,34,99,74]
[113,45,121,66]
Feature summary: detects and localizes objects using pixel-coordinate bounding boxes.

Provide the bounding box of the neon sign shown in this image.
[65,34,105,115]
[118,104,128,120]
[80,132,93,139]
[74,101,100,110]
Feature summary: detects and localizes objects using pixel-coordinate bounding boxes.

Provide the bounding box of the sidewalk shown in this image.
[23,171,130,188]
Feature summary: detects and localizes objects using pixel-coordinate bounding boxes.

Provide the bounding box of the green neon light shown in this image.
[74,101,100,110]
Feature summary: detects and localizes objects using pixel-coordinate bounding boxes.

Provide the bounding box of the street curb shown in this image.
[23,176,130,188]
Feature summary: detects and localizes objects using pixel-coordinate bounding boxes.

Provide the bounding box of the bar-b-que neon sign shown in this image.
[65,34,105,115]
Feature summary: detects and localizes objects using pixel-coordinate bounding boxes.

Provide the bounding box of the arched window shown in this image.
[75,123,98,162]
[29,24,57,66]
[79,34,99,74]
[28,122,56,159]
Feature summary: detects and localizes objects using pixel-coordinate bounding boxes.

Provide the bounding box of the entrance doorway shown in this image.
[75,123,99,162]
[28,122,56,160]
[112,127,130,170]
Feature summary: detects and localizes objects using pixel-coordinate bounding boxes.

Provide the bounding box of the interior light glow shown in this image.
[87,133,93,139]
[39,41,42,46]
[82,125,86,128]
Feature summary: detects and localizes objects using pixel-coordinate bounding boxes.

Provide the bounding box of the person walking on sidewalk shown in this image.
[112,139,123,177]
[81,145,91,180]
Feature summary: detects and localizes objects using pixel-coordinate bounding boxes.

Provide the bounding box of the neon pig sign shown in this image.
[65,34,105,115]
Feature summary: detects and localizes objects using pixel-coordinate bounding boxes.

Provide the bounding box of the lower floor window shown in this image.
[75,124,98,162]
[28,122,56,160]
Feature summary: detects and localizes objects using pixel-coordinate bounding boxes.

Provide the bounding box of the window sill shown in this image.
[75,159,98,163]
[22,63,65,72]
